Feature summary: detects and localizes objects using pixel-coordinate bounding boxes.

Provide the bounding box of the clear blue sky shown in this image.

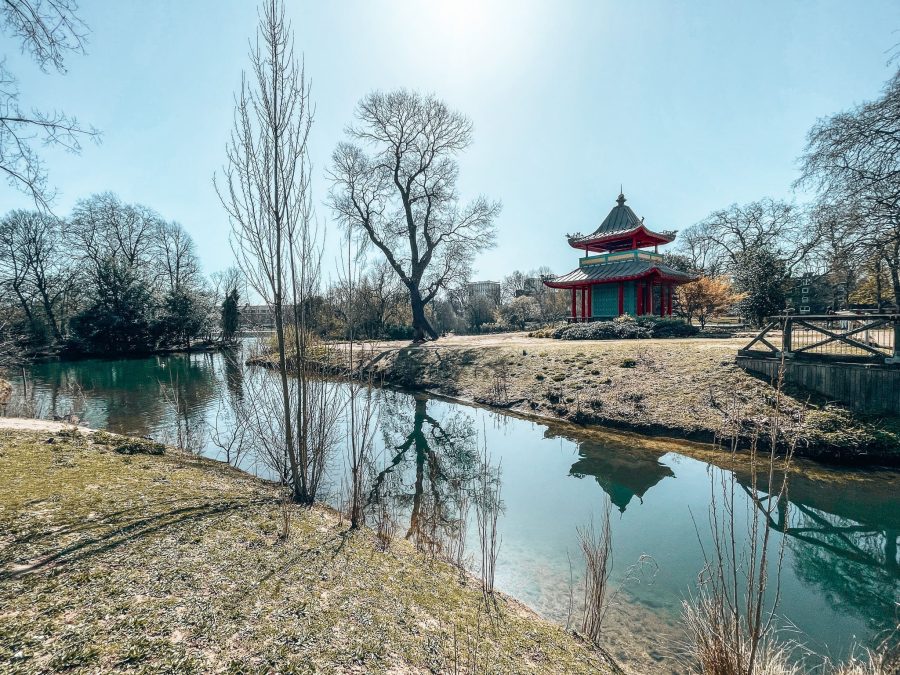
[3,0,899,284]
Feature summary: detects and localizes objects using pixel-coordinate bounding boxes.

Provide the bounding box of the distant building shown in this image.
[239,303,304,328]
[240,304,274,328]
[788,273,846,314]
[467,281,501,305]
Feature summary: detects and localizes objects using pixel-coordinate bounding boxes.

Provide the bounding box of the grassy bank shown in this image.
[0,426,620,674]
[297,333,900,463]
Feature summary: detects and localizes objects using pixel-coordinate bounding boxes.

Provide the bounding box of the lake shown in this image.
[8,346,899,672]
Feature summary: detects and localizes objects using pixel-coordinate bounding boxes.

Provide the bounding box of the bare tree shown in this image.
[341,230,380,529]
[153,220,202,293]
[679,199,819,278]
[0,210,39,333]
[329,90,500,341]
[216,0,333,504]
[210,266,243,307]
[0,209,73,341]
[678,221,727,277]
[0,0,99,207]
[67,193,163,289]
[797,68,900,306]
[475,440,502,598]
[578,500,613,645]
[681,378,795,674]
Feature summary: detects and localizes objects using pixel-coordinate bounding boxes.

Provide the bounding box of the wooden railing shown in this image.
[739,314,900,364]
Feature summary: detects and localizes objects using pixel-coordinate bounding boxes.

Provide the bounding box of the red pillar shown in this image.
[667,285,673,316]
[580,287,586,322]
[618,282,624,316]
[648,282,654,316]
[571,288,576,321]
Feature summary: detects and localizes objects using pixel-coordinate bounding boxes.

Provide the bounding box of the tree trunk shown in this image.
[409,286,437,341]
[888,245,900,309]
[13,284,39,339]
[36,286,61,343]
[891,262,900,309]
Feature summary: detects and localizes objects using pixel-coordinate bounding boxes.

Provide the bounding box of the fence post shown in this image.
[888,316,900,365]
[781,316,793,358]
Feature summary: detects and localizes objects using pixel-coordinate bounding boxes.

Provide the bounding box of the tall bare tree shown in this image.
[679,199,819,277]
[1,0,99,207]
[329,90,500,341]
[67,192,162,287]
[798,68,900,306]
[0,210,39,333]
[0,209,72,341]
[153,220,201,293]
[216,0,329,503]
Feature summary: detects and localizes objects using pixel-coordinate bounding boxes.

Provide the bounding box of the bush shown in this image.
[557,321,652,340]
[385,324,415,340]
[551,316,698,340]
[636,316,700,338]
[112,437,166,456]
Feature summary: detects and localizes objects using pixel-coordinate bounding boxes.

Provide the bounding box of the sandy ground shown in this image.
[0,417,94,434]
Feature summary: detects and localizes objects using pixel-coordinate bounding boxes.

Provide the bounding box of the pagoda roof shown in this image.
[569,447,674,513]
[543,259,697,288]
[568,192,675,252]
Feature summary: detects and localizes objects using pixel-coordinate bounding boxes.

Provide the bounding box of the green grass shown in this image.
[0,429,618,674]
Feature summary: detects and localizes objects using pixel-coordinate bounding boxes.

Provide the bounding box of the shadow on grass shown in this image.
[4,495,240,552]
[1,496,274,580]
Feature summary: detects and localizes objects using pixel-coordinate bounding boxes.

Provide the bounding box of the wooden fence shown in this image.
[739,314,900,364]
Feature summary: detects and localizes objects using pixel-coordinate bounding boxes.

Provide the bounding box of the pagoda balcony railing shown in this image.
[579,249,662,267]
[739,313,900,364]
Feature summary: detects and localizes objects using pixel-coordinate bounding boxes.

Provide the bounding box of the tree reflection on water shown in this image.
[367,391,485,557]
[17,352,220,437]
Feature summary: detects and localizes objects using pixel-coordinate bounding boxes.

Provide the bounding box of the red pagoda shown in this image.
[544,191,696,321]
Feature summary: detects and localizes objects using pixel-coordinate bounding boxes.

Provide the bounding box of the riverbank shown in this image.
[270,333,900,463]
[0,424,621,674]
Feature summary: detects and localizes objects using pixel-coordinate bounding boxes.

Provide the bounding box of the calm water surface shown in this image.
[10,347,900,670]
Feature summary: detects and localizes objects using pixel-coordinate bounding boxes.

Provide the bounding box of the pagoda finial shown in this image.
[616,186,626,207]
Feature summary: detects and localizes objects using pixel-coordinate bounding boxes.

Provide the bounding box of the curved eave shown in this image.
[568,225,675,252]
[543,266,698,289]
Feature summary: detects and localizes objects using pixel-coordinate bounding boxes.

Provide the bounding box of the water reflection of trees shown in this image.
[367,392,482,556]
[220,346,244,400]
[739,476,900,637]
[787,509,898,635]
[23,352,219,437]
